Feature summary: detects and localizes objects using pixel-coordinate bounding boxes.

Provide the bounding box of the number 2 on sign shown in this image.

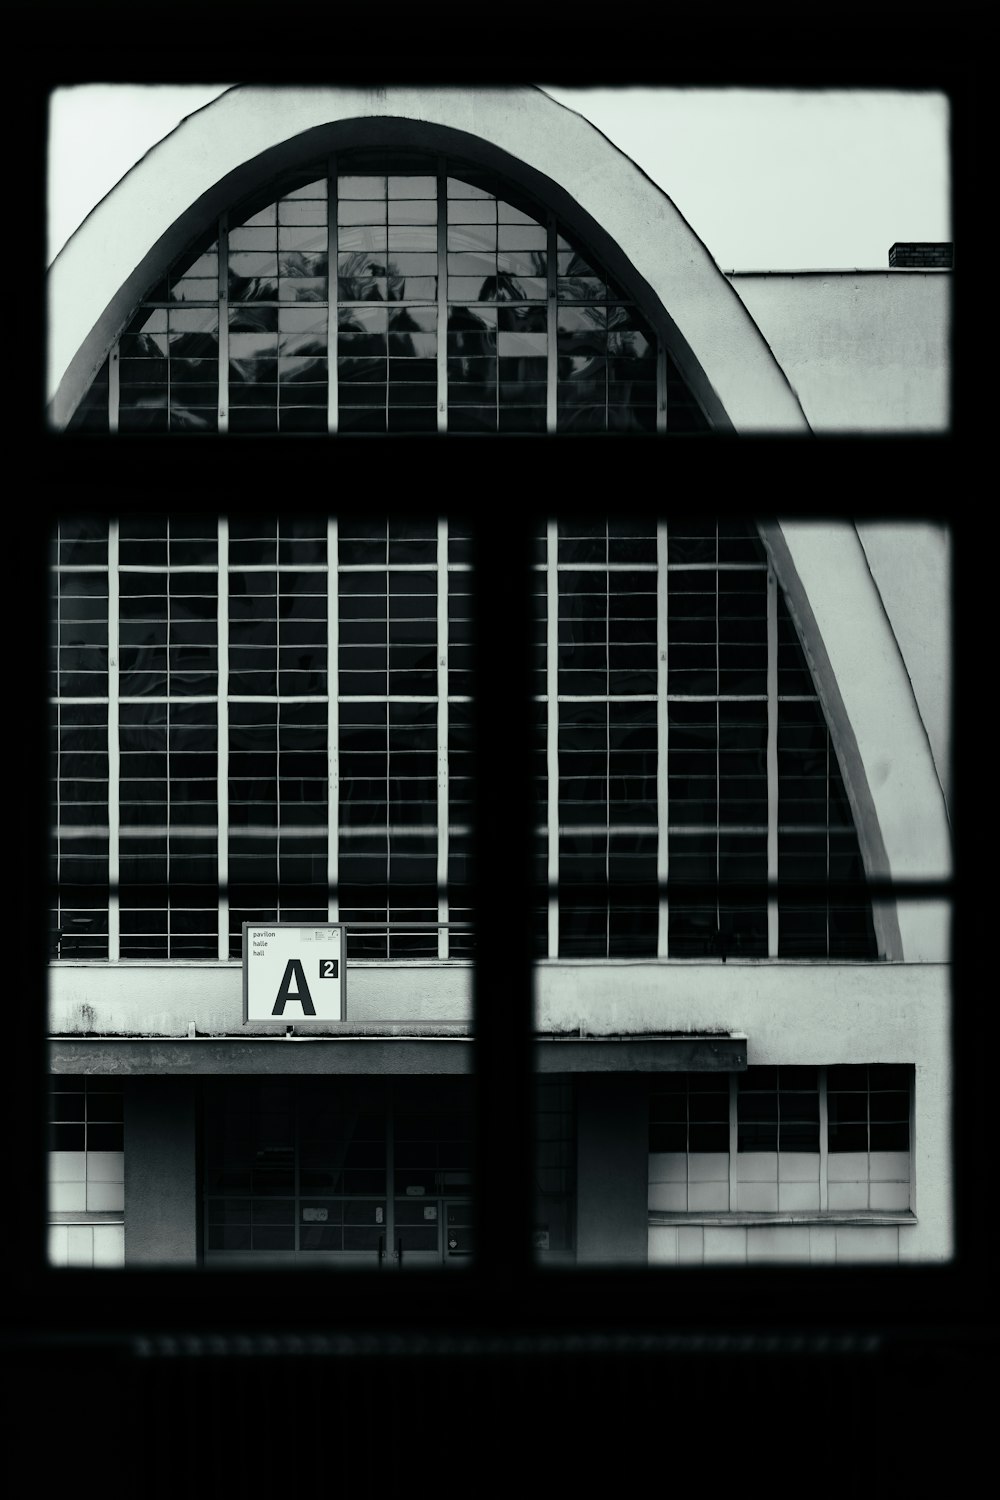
[320,960,339,979]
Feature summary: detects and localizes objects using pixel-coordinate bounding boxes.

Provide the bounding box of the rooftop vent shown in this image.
[889,242,953,268]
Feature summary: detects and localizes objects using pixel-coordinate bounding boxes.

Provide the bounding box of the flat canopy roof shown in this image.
[49,1034,747,1075]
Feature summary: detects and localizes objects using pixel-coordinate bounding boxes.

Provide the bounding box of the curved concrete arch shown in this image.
[48,83,810,433]
[762,521,952,963]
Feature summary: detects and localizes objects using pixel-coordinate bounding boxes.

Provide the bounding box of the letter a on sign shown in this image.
[271,959,317,1016]
[243,924,345,1024]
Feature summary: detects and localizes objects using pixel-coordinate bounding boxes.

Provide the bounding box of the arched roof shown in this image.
[766,521,952,962]
[48,83,810,432]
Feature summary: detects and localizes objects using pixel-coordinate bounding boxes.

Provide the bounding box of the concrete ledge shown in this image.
[537,1035,746,1072]
[49,1033,745,1074]
[50,1037,476,1074]
[649,1211,917,1227]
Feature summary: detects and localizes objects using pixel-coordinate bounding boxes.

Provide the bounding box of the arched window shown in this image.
[67,150,710,435]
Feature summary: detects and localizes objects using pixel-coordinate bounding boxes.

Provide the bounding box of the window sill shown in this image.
[648,1210,916,1228]
[49,1211,125,1224]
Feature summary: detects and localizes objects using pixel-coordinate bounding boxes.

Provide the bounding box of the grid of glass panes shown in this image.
[204,1079,388,1256]
[119,302,220,434]
[51,701,110,956]
[339,518,437,957]
[226,518,330,953]
[50,519,111,956]
[827,1064,911,1211]
[119,700,219,957]
[445,524,474,956]
[544,518,876,958]
[736,1066,821,1213]
[67,151,716,435]
[49,1076,125,1215]
[447,172,547,433]
[50,514,879,964]
[555,520,659,956]
[116,517,219,956]
[49,1076,124,1152]
[649,1067,911,1216]
[666,521,769,958]
[228,168,328,433]
[648,1074,731,1212]
[533,1077,576,1256]
[556,244,657,431]
[777,592,877,957]
[338,170,437,433]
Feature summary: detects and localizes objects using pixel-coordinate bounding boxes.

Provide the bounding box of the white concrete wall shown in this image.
[730,271,950,431]
[856,522,952,817]
[648,1222,910,1266]
[48,961,473,1034]
[771,522,953,962]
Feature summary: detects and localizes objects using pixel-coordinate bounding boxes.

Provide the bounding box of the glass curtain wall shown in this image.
[50,516,876,961]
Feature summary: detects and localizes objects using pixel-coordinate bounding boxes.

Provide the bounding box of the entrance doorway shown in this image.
[202,1075,473,1267]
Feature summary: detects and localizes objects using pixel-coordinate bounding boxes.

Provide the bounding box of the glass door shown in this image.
[203,1076,473,1268]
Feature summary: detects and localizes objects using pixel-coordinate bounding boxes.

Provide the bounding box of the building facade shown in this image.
[46,85,953,1270]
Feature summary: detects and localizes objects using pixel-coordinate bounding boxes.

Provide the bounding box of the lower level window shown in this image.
[48,1075,125,1267]
[649,1065,912,1215]
[202,1075,473,1263]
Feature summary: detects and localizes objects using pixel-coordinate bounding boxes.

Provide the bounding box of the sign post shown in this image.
[242,923,346,1024]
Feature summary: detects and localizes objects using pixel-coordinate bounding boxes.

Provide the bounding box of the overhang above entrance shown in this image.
[49,1033,746,1075]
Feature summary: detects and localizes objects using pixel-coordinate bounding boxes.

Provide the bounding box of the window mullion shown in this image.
[656,522,669,956]
[729,1073,738,1211]
[109,342,120,433]
[546,213,557,434]
[218,214,229,434]
[108,520,120,962]
[767,562,779,956]
[656,340,667,434]
[819,1066,829,1211]
[328,517,339,920]
[437,158,448,433]
[437,518,449,958]
[217,518,229,959]
[546,520,559,957]
[328,155,338,435]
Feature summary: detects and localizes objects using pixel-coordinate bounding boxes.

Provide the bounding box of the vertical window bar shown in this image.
[819,1066,829,1211]
[766,562,779,956]
[656,521,669,956]
[546,520,559,957]
[218,213,229,434]
[908,1070,917,1216]
[328,518,339,919]
[546,213,558,434]
[728,1073,738,1211]
[385,1087,396,1258]
[328,156,338,434]
[108,520,120,961]
[715,559,721,942]
[825,730,832,958]
[109,342,120,433]
[217,518,229,959]
[437,158,448,433]
[437,517,449,958]
[656,340,667,433]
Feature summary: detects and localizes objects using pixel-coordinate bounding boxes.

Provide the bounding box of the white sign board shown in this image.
[243,923,346,1024]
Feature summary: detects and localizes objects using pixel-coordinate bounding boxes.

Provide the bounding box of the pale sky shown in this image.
[47,84,950,271]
